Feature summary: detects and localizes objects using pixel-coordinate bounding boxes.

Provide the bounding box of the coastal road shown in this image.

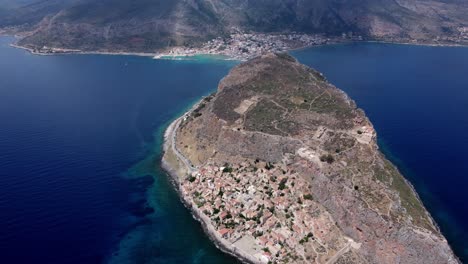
[169,115,197,175]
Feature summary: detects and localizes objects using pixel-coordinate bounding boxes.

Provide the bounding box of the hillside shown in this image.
[162,53,459,263]
[1,0,467,53]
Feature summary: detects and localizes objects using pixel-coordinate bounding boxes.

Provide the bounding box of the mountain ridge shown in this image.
[1,0,467,53]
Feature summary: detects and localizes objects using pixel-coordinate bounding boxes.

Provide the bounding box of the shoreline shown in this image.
[11,40,468,61]
[4,32,467,61]
[9,41,240,61]
[160,100,261,264]
[365,39,468,48]
[9,43,158,58]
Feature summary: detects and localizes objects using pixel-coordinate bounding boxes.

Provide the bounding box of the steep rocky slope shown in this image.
[163,53,459,263]
[2,0,467,52]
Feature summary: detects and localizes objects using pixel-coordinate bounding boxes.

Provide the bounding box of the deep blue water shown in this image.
[1,35,467,264]
[0,36,238,264]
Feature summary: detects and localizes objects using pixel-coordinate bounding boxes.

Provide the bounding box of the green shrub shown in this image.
[222,167,233,173]
[265,162,274,170]
[187,176,196,182]
[279,178,287,190]
[320,154,335,164]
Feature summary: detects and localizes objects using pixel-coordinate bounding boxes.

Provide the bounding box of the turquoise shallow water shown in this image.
[109,98,241,264]
[1,36,468,263]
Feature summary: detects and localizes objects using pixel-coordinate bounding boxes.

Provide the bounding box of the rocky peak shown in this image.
[172,53,459,263]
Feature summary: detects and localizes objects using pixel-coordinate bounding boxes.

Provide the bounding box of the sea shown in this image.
[0,36,467,263]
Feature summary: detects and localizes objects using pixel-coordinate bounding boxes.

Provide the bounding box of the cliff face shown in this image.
[2,0,467,52]
[167,53,459,263]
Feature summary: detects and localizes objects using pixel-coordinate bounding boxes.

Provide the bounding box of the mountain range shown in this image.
[1,0,467,54]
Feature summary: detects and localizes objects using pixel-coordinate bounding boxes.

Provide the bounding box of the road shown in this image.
[169,115,196,174]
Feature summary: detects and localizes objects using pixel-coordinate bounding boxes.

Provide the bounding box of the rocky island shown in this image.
[162,53,459,264]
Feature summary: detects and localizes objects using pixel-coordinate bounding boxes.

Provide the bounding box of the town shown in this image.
[181,160,339,263]
[155,28,468,61]
[155,32,346,60]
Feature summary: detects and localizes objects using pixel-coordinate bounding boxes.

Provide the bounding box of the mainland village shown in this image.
[155,27,468,61]
[8,28,467,59]
[156,32,346,60]
[181,159,343,264]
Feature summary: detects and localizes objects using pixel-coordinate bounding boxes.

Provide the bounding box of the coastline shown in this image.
[160,101,261,264]
[8,41,238,61]
[9,39,468,62]
[9,43,158,58]
[3,30,466,61]
[365,39,468,48]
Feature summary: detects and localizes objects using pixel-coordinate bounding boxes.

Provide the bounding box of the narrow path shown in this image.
[325,242,351,264]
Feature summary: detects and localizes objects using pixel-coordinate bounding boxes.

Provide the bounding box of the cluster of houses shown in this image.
[459,27,468,41]
[181,160,329,263]
[156,32,331,60]
[200,33,330,60]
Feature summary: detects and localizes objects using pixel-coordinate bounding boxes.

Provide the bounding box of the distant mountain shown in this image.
[1,0,467,52]
[0,0,78,27]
